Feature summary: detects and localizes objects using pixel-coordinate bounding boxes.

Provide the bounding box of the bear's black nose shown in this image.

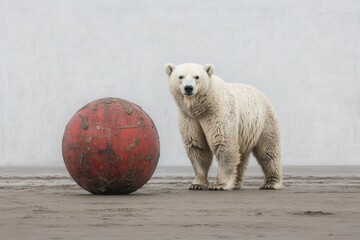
[184,85,193,94]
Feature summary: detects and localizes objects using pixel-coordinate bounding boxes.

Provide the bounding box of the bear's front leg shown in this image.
[200,115,240,191]
[179,114,213,190]
[186,144,213,190]
[208,144,240,191]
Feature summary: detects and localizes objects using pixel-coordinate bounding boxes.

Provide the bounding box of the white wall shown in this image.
[0,0,359,166]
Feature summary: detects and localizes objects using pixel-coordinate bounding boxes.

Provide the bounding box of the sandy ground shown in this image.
[0,166,359,240]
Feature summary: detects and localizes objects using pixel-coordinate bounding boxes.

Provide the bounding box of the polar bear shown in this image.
[165,63,283,191]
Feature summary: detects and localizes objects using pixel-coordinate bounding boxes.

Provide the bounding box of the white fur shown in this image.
[165,63,283,191]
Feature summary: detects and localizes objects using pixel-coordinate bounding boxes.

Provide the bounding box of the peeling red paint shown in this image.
[62,97,160,194]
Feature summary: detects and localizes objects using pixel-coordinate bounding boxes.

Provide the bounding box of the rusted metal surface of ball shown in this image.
[62,97,160,194]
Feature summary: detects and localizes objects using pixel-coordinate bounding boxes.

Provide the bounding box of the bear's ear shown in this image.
[203,64,214,76]
[165,63,176,76]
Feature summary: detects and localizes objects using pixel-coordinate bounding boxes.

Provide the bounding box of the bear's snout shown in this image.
[184,85,194,95]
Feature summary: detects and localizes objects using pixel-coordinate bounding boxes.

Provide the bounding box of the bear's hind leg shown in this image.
[235,152,250,189]
[253,145,282,189]
[253,120,283,190]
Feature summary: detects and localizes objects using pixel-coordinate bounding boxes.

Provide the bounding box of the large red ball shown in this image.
[62,98,160,194]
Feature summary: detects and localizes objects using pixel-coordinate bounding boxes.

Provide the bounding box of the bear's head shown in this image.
[164,63,214,98]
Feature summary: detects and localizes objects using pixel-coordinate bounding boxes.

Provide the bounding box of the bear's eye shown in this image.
[179,75,184,80]
[194,76,199,80]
